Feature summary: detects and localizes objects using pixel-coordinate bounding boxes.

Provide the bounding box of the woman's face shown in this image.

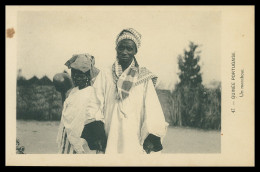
[71,69,90,89]
[116,39,137,66]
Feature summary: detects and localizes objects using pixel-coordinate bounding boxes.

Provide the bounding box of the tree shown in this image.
[17,69,28,86]
[39,75,53,85]
[27,76,40,85]
[174,42,204,127]
[177,42,202,87]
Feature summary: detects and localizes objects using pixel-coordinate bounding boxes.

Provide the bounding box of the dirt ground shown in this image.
[16,120,221,154]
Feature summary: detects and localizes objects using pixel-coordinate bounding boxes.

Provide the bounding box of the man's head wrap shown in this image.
[116,28,142,49]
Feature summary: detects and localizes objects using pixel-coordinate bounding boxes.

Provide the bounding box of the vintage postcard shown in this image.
[6,5,254,166]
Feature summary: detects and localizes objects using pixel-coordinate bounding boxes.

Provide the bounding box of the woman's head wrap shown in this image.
[116,28,142,49]
[65,53,100,79]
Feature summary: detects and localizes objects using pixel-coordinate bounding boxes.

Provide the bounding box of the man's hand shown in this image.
[143,134,163,154]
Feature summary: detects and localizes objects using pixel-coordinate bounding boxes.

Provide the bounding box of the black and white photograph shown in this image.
[6,6,254,166]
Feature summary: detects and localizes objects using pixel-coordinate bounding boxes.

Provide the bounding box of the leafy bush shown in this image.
[16,139,25,154]
[17,85,63,121]
[200,86,221,130]
[170,85,221,130]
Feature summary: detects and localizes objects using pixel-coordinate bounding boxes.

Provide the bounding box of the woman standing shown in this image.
[55,54,103,154]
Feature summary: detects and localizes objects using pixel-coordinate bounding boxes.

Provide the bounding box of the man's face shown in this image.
[116,39,137,66]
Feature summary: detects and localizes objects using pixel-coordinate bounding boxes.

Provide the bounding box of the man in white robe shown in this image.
[81,28,168,154]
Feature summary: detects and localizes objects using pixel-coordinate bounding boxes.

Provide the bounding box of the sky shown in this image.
[17,7,221,90]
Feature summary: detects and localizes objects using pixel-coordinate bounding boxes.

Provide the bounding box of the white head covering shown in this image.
[116,28,142,49]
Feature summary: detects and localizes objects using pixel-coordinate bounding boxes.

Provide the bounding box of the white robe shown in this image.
[56,86,104,154]
[87,66,168,154]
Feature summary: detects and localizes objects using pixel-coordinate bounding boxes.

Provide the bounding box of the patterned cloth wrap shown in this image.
[116,28,142,49]
[112,58,158,100]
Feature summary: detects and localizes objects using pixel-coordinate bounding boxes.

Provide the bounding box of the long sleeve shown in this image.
[141,80,169,144]
[81,72,107,151]
[84,87,105,125]
[84,71,106,125]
